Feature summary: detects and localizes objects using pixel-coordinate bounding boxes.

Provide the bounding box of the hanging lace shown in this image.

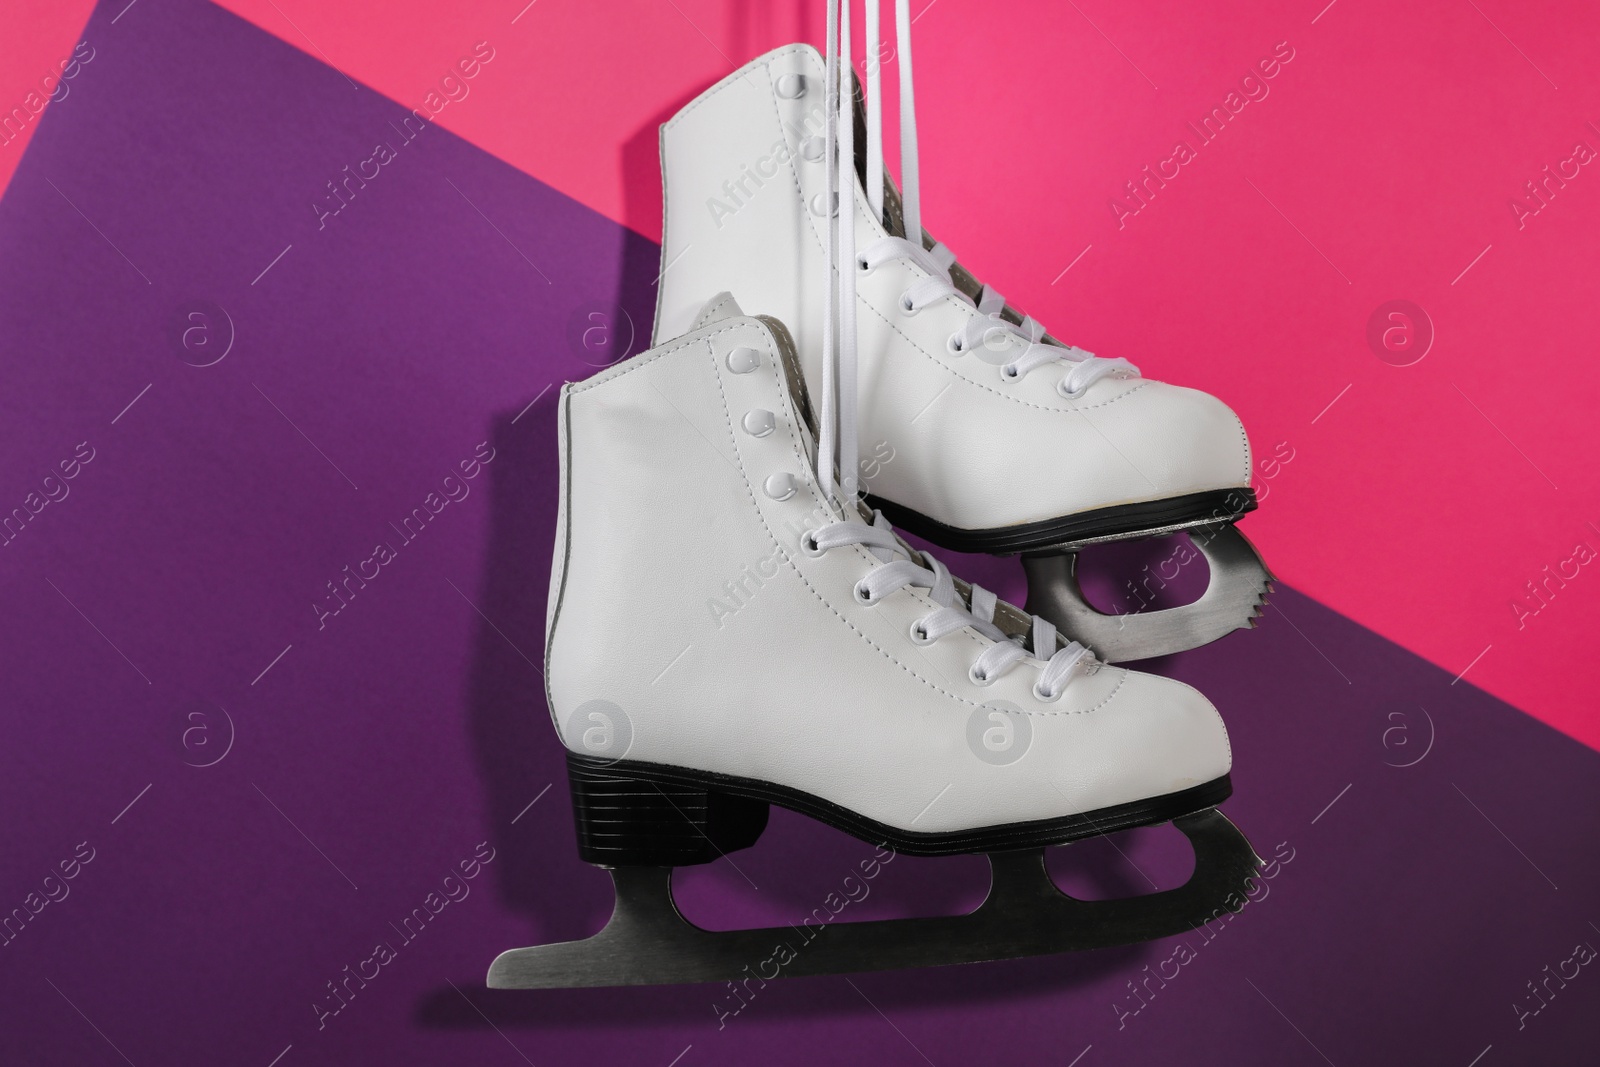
[848,2,1137,404]
[809,3,1098,696]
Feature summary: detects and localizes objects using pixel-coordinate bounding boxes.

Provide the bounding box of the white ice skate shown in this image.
[487,292,1258,988]
[652,10,1271,662]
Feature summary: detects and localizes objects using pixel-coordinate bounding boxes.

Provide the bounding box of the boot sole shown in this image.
[567,750,1231,865]
[866,487,1257,554]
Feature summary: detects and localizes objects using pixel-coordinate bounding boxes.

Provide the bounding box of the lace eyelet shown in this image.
[898,293,919,316]
[999,364,1020,382]
[858,256,871,273]
[800,531,826,557]
[1057,378,1086,399]
[968,663,993,687]
[946,334,964,356]
[909,621,934,645]
[854,582,875,605]
[1033,681,1061,703]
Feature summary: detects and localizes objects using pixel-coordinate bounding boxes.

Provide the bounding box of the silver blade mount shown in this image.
[486,809,1259,989]
[1022,524,1273,663]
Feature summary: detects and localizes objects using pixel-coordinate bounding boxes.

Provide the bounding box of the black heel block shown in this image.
[566,752,770,866]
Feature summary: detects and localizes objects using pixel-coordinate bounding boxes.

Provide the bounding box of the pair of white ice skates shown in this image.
[491,16,1269,989]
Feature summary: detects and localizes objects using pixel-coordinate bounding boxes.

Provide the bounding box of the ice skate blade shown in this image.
[485,809,1260,989]
[1023,524,1273,663]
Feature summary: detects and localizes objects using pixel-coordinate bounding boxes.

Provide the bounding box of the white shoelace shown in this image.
[842,3,1137,399]
[805,511,1094,698]
[857,235,1138,393]
[811,2,1098,693]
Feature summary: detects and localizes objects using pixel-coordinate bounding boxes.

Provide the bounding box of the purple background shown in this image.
[1,2,1596,1064]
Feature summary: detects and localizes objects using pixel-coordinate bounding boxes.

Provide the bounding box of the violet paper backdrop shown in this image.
[0,1,1597,1064]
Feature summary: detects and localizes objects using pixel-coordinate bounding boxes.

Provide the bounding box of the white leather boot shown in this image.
[488,306,1259,988]
[652,42,1272,662]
